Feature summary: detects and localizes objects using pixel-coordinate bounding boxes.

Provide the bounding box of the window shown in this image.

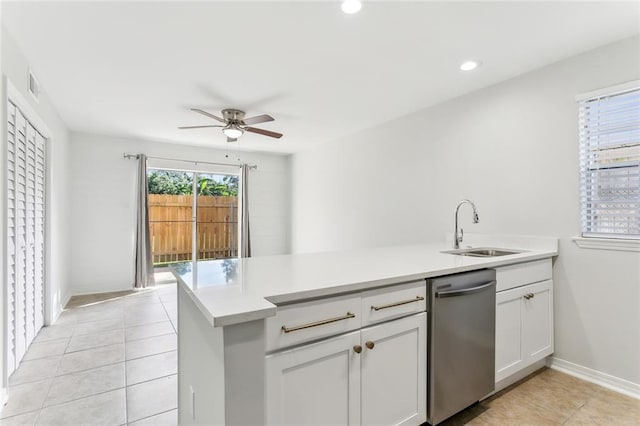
[578,82,640,240]
[146,168,240,265]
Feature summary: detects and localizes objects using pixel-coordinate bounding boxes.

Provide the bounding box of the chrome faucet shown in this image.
[454,199,479,249]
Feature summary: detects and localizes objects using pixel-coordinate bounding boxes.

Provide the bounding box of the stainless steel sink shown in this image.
[442,247,526,257]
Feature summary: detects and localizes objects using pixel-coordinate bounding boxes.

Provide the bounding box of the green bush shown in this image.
[147,170,238,196]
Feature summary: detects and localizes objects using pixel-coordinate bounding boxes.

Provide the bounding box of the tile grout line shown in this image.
[40,385,127,413]
[127,407,177,425]
[8,372,179,417]
[159,295,177,334]
[560,386,600,425]
[125,374,179,424]
[124,318,129,426]
[34,356,62,424]
[128,372,178,389]
[0,407,40,423]
[20,287,176,424]
[127,330,175,343]
[14,333,176,386]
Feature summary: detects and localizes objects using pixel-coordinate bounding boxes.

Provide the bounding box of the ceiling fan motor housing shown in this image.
[222,109,246,123]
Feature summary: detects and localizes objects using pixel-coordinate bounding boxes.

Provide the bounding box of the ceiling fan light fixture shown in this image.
[341,0,362,14]
[222,125,244,139]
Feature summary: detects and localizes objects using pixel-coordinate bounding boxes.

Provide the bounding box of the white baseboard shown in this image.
[547,357,640,400]
[67,283,171,301]
[60,292,72,312]
[1,386,8,409]
[69,284,136,297]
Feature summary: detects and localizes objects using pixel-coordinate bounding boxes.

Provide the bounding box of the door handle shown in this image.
[435,281,496,298]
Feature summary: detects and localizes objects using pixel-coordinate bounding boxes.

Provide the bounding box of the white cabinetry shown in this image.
[265,331,361,425]
[265,282,427,426]
[361,313,426,426]
[495,260,553,384]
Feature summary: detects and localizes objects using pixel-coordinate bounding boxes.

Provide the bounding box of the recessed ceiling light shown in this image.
[341,0,362,14]
[460,61,480,71]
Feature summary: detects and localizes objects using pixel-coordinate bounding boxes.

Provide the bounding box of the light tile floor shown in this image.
[2,277,639,425]
[0,282,178,425]
[443,367,640,425]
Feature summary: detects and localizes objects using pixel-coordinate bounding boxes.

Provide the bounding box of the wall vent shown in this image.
[28,70,40,102]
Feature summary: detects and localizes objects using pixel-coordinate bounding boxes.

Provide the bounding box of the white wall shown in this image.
[291,36,640,386]
[2,29,72,321]
[1,27,72,394]
[68,133,291,295]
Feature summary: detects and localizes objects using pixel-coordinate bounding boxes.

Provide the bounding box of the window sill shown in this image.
[572,237,640,252]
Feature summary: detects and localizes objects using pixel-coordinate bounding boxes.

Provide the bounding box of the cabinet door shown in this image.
[496,279,554,383]
[265,330,361,426]
[523,280,553,362]
[361,313,427,426]
[495,286,526,382]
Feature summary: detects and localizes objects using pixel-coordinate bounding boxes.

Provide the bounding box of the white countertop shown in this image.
[170,235,558,327]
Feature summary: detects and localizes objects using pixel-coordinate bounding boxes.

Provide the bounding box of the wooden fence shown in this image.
[148,194,238,264]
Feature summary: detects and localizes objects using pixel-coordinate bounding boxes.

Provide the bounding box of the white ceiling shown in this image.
[3,1,639,154]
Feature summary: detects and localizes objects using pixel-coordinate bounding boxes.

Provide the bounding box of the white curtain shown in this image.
[240,164,252,258]
[135,154,155,288]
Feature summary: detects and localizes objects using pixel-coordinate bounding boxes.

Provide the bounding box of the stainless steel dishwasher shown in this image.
[427,269,496,425]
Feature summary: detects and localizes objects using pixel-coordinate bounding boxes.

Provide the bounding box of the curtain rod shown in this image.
[123,153,257,169]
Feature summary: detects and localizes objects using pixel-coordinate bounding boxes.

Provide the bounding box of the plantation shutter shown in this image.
[7,101,18,373]
[35,132,46,332]
[578,84,640,239]
[6,99,46,376]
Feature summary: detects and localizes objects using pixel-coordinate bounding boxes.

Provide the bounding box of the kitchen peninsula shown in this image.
[171,236,558,425]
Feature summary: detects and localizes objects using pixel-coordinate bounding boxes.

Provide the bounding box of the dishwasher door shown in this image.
[428,269,496,425]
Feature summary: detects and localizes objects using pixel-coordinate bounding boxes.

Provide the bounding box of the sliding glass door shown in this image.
[196,173,238,260]
[147,169,239,265]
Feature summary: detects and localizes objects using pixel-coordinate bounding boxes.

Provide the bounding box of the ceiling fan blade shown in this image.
[227,137,238,143]
[178,125,224,130]
[245,127,283,139]
[242,114,274,126]
[190,108,226,123]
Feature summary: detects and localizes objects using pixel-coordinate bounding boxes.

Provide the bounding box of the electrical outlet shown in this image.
[190,385,196,420]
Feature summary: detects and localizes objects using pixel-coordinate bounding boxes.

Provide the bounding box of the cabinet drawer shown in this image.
[265,294,362,352]
[361,281,427,326]
[496,259,552,292]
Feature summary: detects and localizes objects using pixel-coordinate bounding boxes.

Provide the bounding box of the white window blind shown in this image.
[579,84,640,239]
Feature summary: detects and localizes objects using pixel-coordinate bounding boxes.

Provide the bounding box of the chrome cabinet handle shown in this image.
[365,341,375,350]
[371,296,425,311]
[281,312,356,334]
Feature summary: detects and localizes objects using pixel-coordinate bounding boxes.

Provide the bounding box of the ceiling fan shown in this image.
[179,108,283,142]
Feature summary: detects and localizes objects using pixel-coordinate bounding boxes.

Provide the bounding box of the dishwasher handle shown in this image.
[435,280,496,298]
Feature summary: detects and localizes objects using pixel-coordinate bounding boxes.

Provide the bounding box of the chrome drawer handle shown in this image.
[281,312,356,334]
[371,296,425,311]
